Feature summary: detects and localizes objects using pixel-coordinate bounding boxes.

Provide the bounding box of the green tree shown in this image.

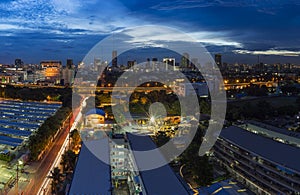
[49,167,63,194]
[70,129,81,150]
[153,131,170,147]
[61,150,77,174]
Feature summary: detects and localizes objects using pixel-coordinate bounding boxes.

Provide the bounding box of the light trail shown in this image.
[37,98,86,194]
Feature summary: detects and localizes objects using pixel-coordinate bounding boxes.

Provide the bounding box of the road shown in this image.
[8,98,85,195]
[37,106,83,195]
[35,97,86,195]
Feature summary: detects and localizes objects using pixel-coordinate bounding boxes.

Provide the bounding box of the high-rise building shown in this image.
[152,58,158,70]
[66,59,73,69]
[62,67,75,86]
[163,58,177,71]
[181,52,190,69]
[94,58,101,71]
[15,59,23,68]
[215,54,222,68]
[112,50,117,67]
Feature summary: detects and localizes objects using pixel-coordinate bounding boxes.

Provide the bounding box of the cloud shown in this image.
[123,27,242,48]
[0,0,138,36]
[151,0,300,13]
[233,49,300,56]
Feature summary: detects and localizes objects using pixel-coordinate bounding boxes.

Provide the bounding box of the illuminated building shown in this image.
[40,61,61,83]
[163,58,178,71]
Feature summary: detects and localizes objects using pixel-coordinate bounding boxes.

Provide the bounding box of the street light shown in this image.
[150,116,155,124]
[16,160,23,195]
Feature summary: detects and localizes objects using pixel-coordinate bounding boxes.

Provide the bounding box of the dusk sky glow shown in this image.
[0,0,300,64]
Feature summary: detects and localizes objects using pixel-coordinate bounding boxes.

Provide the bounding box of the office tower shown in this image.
[15,59,23,68]
[94,58,101,71]
[163,58,176,71]
[67,59,73,69]
[152,58,158,70]
[181,52,190,69]
[112,50,117,67]
[215,54,222,68]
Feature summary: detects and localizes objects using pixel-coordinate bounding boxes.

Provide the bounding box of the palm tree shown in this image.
[49,167,63,194]
[61,150,77,174]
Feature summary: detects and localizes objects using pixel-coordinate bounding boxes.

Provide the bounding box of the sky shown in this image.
[0,0,300,65]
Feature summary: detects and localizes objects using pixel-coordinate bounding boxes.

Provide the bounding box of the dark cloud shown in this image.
[0,0,299,64]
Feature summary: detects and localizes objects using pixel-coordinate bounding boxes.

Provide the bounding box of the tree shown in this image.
[70,129,81,150]
[153,131,170,147]
[61,150,77,174]
[49,167,63,194]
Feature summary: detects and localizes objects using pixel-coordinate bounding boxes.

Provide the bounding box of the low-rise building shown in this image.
[213,126,300,194]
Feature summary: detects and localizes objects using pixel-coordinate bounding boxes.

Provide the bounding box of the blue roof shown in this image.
[0,109,52,117]
[69,138,111,195]
[0,106,56,114]
[85,108,105,116]
[0,114,46,121]
[0,127,31,137]
[1,100,61,108]
[0,135,23,146]
[220,126,300,174]
[127,133,190,195]
[0,120,39,129]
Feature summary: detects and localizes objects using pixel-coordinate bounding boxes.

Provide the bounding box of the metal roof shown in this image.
[127,133,190,195]
[69,138,111,195]
[220,126,300,174]
[0,127,31,137]
[85,108,106,117]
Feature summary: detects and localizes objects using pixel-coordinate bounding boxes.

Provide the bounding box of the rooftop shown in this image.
[127,133,190,195]
[69,138,111,195]
[220,126,300,174]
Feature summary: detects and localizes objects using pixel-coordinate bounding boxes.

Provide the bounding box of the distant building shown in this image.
[0,73,15,84]
[62,68,75,86]
[66,59,73,69]
[181,52,190,69]
[176,82,209,97]
[152,58,158,70]
[40,61,61,84]
[215,54,222,69]
[112,50,118,67]
[94,58,101,71]
[127,60,137,68]
[163,58,178,71]
[15,59,23,68]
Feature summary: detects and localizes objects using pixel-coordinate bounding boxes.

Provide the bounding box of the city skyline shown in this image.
[0,0,300,64]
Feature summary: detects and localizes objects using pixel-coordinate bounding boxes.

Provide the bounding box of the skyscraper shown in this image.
[15,59,23,68]
[215,54,222,68]
[181,52,189,69]
[112,50,117,67]
[94,58,101,71]
[66,59,73,69]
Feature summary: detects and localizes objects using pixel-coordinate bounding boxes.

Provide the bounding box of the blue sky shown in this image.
[0,0,300,64]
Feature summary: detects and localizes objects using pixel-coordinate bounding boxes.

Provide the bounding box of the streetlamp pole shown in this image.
[16,164,19,195]
[16,160,23,195]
